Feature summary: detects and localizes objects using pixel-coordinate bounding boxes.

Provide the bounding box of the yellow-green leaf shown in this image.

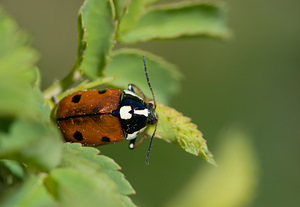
[147,103,216,166]
[165,128,259,207]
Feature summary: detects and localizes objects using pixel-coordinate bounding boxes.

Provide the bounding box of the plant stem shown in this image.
[42,70,81,100]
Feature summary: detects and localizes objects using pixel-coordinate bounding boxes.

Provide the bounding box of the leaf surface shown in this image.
[146,103,216,166]
[50,143,136,206]
[0,120,63,171]
[119,2,230,43]
[78,0,117,79]
[0,9,40,120]
[0,174,57,207]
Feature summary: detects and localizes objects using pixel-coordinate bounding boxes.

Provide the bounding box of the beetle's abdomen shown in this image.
[57,114,124,145]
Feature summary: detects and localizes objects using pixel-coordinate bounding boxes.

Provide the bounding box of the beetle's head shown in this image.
[147,102,157,125]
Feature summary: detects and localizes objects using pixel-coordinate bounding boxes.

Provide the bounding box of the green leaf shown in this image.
[78,0,117,79]
[0,11,37,78]
[0,174,57,207]
[0,82,39,119]
[117,0,145,33]
[60,143,135,196]
[144,0,160,5]
[0,8,41,120]
[43,143,136,207]
[165,128,259,207]
[147,103,216,166]
[0,159,25,179]
[45,168,135,207]
[0,120,63,172]
[76,12,88,70]
[0,159,25,189]
[112,0,131,21]
[105,48,181,104]
[118,1,230,43]
[0,9,63,172]
[32,87,51,121]
[32,67,41,89]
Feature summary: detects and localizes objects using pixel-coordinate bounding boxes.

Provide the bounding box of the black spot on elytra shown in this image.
[101,136,110,142]
[72,94,81,103]
[98,89,107,94]
[73,131,83,141]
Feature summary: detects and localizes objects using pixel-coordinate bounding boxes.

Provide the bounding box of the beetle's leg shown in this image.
[128,84,150,102]
[128,84,135,93]
[129,135,147,149]
[133,135,147,149]
[129,138,136,150]
[51,96,58,105]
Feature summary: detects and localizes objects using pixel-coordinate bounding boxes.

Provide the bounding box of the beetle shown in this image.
[56,56,158,164]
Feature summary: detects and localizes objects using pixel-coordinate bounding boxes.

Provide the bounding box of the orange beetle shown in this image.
[56,56,158,164]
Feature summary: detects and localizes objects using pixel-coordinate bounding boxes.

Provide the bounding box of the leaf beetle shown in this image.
[56,56,158,164]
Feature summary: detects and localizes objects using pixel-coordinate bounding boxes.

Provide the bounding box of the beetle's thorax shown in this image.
[118,89,154,140]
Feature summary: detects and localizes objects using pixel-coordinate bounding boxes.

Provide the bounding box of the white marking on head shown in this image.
[134,109,148,117]
[120,106,132,120]
[126,126,147,140]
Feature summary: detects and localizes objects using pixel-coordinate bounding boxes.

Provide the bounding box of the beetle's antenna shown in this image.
[146,121,157,165]
[143,55,156,108]
[143,55,157,165]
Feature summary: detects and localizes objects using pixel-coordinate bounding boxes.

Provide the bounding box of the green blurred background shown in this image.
[1,0,299,206]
